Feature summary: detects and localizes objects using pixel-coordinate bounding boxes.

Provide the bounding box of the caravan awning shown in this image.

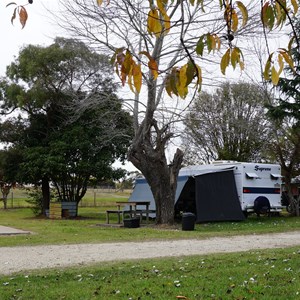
[246,172,259,179]
[271,173,282,179]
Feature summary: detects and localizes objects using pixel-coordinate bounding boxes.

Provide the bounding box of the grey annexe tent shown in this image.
[129,166,245,222]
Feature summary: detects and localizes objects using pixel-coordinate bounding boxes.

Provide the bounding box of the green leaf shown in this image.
[196,35,205,56]
[186,61,195,86]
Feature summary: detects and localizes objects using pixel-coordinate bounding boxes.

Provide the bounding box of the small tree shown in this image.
[182,82,271,164]
[0,183,11,209]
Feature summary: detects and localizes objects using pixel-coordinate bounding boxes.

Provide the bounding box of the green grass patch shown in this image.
[0,207,300,247]
[1,247,300,299]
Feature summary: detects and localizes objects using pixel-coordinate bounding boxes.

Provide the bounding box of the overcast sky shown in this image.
[0,0,61,76]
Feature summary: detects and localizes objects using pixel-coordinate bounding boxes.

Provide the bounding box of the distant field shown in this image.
[2,188,132,209]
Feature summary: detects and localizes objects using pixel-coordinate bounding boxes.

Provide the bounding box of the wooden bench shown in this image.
[106,210,124,224]
[134,209,156,223]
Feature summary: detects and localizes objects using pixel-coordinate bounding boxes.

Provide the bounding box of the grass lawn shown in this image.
[1,247,300,299]
[0,206,300,247]
[1,191,300,299]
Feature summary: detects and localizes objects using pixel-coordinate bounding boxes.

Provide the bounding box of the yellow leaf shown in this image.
[149,58,159,79]
[291,0,298,15]
[96,0,103,5]
[231,47,238,69]
[278,53,284,75]
[122,50,133,74]
[239,60,244,71]
[235,1,248,27]
[179,64,188,88]
[221,49,230,75]
[19,6,28,29]
[207,34,214,53]
[195,64,202,86]
[139,51,159,79]
[170,68,179,97]
[271,66,279,85]
[279,49,295,70]
[132,63,142,93]
[263,55,272,81]
[231,47,244,71]
[275,2,282,26]
[147,9,162,37]
[127,74,135,93]
[177,65,188,98]
[231,10,238,32]
[157,0,167,15]
[165,75,173,98]
[177,84,188,99]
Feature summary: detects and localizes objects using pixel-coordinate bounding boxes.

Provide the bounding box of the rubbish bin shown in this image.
[182,212,196,231]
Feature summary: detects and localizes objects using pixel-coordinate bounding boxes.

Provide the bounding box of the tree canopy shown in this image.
[0,37,133,214]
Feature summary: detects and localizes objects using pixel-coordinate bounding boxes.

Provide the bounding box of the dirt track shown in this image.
[1,231,300,275]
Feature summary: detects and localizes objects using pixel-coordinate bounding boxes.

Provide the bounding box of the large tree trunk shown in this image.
[128,119,183,225]
[282,171,300,216]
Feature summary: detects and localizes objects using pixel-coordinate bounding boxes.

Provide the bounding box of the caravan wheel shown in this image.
[254,196,271,217]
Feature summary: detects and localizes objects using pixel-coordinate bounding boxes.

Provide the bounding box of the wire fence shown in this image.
[1,187,132,209]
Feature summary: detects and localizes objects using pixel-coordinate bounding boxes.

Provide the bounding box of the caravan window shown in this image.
[246,172,259,179]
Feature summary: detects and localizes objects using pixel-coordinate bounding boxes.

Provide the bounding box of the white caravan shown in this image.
[181,161,283,214]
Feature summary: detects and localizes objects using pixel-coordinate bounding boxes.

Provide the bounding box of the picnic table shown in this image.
[106,201,153,224]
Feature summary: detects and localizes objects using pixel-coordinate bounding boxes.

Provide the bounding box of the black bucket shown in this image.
[182,212,196,231]
[123,217,140,228]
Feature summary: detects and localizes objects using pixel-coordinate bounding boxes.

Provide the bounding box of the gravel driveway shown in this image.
[1,231,300,275]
